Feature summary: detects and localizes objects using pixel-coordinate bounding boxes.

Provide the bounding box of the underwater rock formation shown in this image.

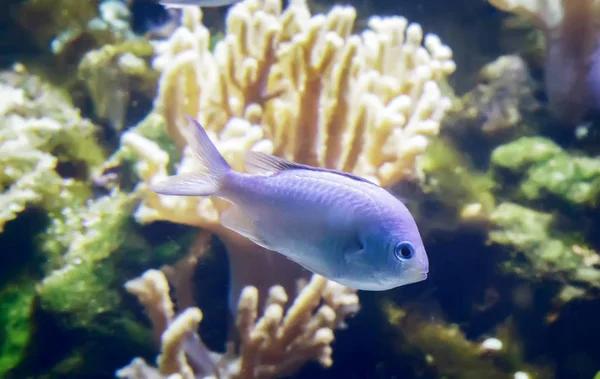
[0,67,145,376]
[491,136,600,207]
[488,136,600,303]
[488,201,600,304]
[413,55,540,231]
[78,39,159,131]
[14,0,135,67]
[389,51,599,378]
[380,300,554,379]
[0,67,105,233]
[488,0,600,125]
[446,55,540,142]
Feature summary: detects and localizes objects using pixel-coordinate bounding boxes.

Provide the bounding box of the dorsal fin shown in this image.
[245,151,301,174]
[244,151,378,186]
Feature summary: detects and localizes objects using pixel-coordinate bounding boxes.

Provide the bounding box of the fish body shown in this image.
[150,117,429,291]
[159,0,239,7]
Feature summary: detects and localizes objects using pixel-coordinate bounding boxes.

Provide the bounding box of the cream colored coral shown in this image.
[125,269,175,340]
[124,270,200,378]
[122,0,455,228]
[119,269,359,379]
[231,275,358,378]
[158,308,202,379]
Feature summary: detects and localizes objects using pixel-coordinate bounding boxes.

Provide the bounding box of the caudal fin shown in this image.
[149,115,231,197]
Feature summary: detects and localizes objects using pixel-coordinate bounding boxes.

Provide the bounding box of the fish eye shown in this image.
[394,241,415,260]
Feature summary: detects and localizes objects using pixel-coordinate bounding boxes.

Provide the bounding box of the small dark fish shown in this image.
[128,0,238,35]
[159,0,240,7]
[150,117,429,291]
[129,0,174,35]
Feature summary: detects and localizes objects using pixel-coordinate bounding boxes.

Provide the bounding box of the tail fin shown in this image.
[149,115,231,196]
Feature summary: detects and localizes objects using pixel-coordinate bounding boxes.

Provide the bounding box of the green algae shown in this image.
[418,138,495,208]
[381,300,552,379]
[14,0,136,78]
[0,283,36,377]
[491,137,600,207]
[414,137,496,231]
[489,202,600,302]
[37,189,135,324]
[489,202,577,275]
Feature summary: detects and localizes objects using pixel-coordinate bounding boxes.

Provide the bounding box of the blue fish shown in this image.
[150,117,429,291]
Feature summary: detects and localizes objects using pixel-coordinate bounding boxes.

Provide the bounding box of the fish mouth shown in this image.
[377,267,427,289]
[354,267,429,291]
[404,267,428,283]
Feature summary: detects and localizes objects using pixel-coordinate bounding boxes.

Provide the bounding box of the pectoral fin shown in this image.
[221,205,273,250]
[287,254,332,279]
[344,247,368,267]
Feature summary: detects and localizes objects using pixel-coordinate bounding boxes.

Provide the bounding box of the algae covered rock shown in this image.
[491,136,600,207]
[0,68,172,377]
[0,67,108,375]
[379,299,552,379]
[416,138,496,229]
[411,56,543,233]
[489,202,600,302]
[78,39,158,131]
[37,191,134,325]
[14,0,134,66]
[0,282,36,377]
[0,68,105,232]
[446,55,539,142]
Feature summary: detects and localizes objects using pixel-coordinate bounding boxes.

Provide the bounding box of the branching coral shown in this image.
[117,269,359,379]
[122,0,455,229]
